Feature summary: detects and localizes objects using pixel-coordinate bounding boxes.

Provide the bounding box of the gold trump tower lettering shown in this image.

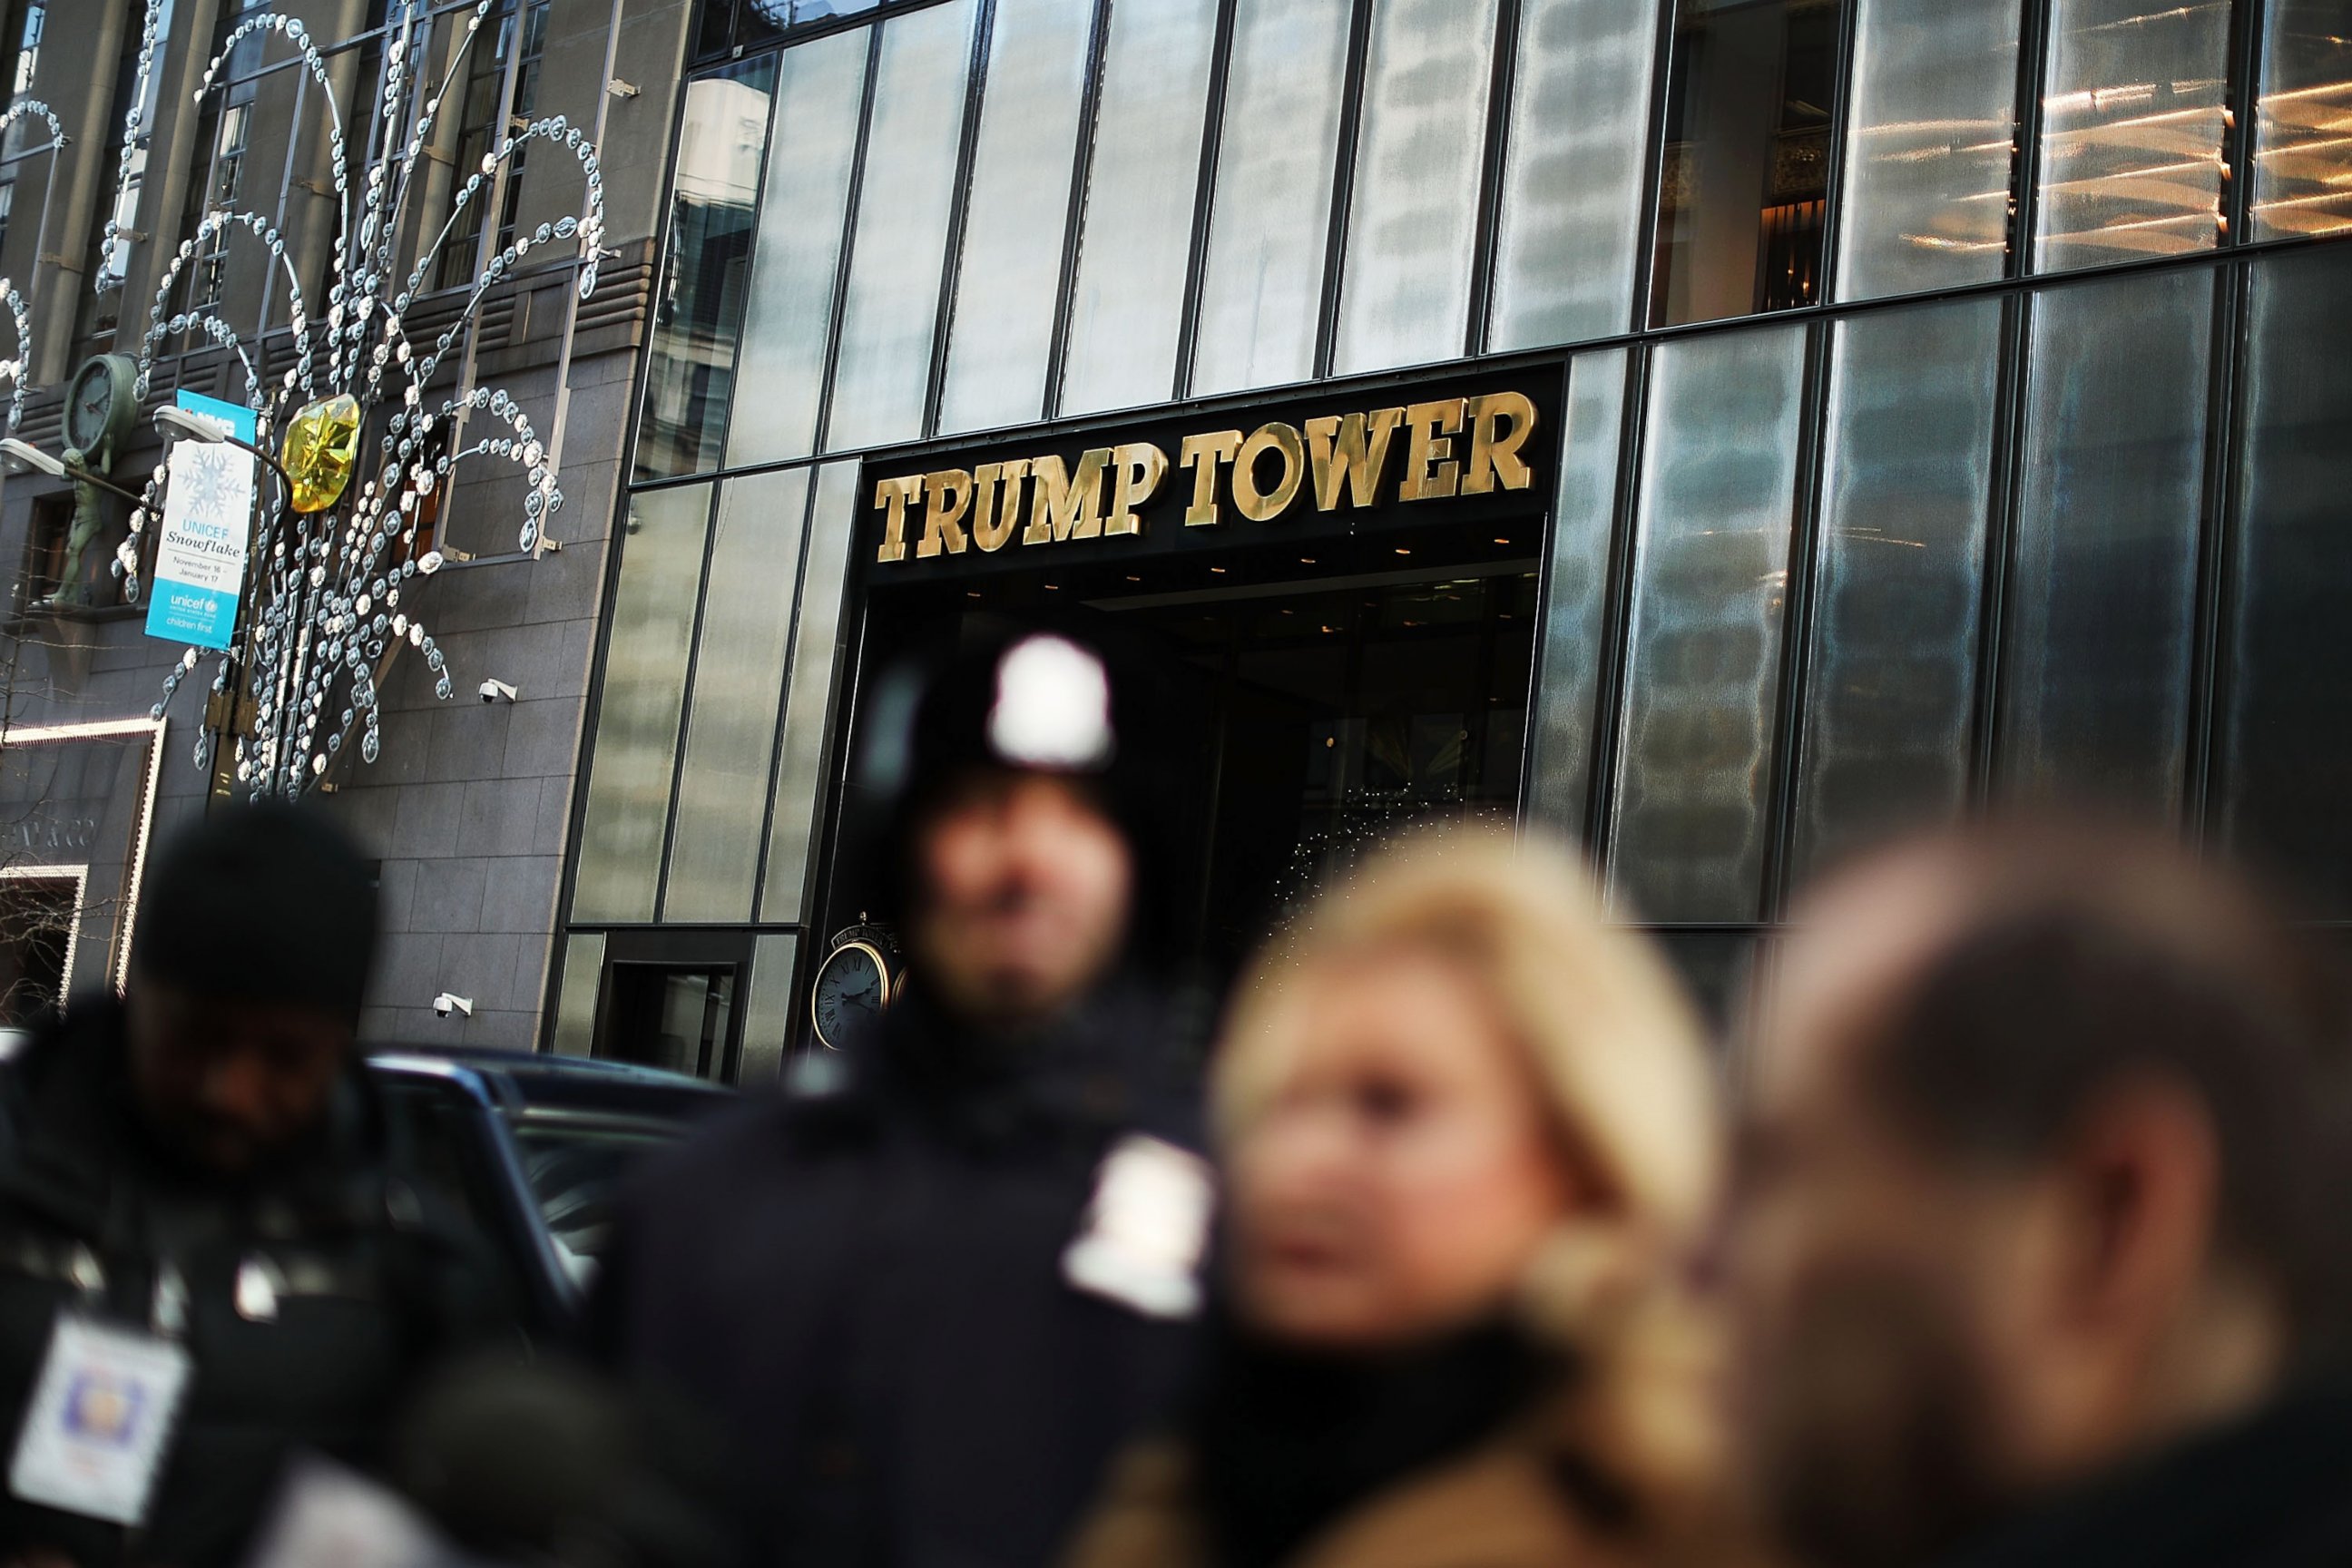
[871,392,1539,565]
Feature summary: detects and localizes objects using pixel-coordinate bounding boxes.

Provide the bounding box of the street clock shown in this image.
[64,354,142,456]
[810,921,902,1051]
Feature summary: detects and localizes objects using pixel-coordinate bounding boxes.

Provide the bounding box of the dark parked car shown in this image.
[368,1048,735,1334]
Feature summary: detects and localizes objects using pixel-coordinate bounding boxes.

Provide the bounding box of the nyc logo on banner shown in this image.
[144,391,258,652]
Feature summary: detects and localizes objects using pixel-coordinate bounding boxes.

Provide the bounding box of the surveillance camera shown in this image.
[432,993,474,1019]
[478,679,518,704]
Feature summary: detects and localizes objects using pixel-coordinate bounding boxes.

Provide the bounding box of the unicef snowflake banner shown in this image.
[144,392,258,652]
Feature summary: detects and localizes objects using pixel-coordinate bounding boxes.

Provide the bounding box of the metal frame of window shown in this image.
[556,0,2352,1053]
[76,0,173,348]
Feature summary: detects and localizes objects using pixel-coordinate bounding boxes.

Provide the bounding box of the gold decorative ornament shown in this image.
[279,393,362,514]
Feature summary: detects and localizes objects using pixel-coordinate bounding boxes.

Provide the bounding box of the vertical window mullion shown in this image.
[2007,0,2053,276]
[918,0,996,440]
[1814,0,1861,301]
[1040,0,1114,422]
[652,484,728,922]
[809,31,887,457]
[1462,0,1520,358]
[1310,0,1376,382]
[747,470,827,934]
[1970,291,2032,809]
[2220,0,2265,246]
[1759,320,1834,921]
[1171,0,1240,402]
[1582,344,1652,882]
[1629,2,1676,335]
[2183,258,2250,845]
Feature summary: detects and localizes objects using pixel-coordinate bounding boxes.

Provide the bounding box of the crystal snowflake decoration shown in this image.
[105,0,607,799]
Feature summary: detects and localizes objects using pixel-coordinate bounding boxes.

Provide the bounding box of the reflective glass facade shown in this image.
[563,0,2352,1058]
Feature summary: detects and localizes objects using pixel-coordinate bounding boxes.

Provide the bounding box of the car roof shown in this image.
[367,1045,735,1118]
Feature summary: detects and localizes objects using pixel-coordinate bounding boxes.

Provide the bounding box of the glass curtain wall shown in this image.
[571,0,2352,1047]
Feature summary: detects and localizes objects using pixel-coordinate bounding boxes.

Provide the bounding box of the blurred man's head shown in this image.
[907,767,1132,1034]
[127,803,379,1174]
[1730,820,2350,1568]
[880,632,1139,1034]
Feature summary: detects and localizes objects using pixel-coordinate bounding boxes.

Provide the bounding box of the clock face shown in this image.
[811,940,889,1050]
[64,361,115,452]
[64,355,136,454]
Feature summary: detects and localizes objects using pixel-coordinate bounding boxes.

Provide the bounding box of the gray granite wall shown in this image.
[0,0,692,1044]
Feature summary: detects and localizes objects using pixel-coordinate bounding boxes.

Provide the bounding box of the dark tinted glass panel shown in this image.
[1611,324,1807,922]
[1332,0,1501,373]
[1059,0,1220,415]
[1487,0,1659,350]
[2035,0,2230,271]
[937,0,1096,434]
[1836,0,2020,299]
[635,58,779,480]
[823,0,980,450]
[2219,246,2352,916]
[724,26,869,466]
[1998,270,2210,817]
[1191,0,1354,396]
[667,469,816,924]
[1795,299,2001,876]
[573,486,717,923]
[696,0,879,61]
[1526,348,1628,838]
[1654,930,1758,1031]
[1651,0,1844,326]
[2250,0,2352,242]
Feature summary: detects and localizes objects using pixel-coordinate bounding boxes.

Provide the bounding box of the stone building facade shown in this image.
[0,0,693,1048]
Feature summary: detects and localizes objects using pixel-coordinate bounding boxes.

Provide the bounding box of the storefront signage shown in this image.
[867,386,1547,570]
[144,391,258,652]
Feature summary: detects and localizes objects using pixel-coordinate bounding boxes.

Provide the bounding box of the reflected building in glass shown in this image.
[553,0,2352,1067]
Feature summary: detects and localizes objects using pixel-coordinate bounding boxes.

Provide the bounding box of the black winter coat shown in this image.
[1942,1380,2352,1568]
[591,980,1209,1568]
[0,995,512,1568]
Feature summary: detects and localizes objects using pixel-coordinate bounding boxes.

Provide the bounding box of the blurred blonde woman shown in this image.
[1067,827,1733,1568]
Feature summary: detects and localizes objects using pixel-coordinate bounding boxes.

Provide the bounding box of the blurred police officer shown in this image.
[1729,820,2352,1568]
[0,804,509,1568]
[593,624,1210,1568]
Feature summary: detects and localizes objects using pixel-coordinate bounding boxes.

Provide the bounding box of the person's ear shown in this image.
[2046,1074,2220,1348]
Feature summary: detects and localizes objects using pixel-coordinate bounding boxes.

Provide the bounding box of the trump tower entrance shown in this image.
[818,371,1560,983]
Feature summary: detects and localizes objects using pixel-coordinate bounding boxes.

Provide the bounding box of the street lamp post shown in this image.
[0,437,150,506]
[151,405,296,497]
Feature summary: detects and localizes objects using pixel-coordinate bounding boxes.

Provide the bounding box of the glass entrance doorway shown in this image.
[842,526,1540,981]
[597,962,738,1078]
[1111,565,1535,968]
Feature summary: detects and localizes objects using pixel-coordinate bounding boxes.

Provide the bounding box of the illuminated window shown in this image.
[1650,0,1845,326]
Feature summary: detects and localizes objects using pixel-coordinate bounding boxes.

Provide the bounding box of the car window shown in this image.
[374,1074,532,1309]
[510,1122,678,1277]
